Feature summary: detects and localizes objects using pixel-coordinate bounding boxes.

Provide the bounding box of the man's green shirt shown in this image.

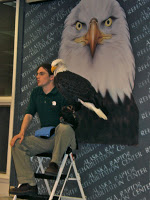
[25,87,67,127]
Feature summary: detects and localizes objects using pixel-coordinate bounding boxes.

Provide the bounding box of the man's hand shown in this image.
[10,132,24,147]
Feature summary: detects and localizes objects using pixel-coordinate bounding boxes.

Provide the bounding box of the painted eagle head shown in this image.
[59,0,135,103]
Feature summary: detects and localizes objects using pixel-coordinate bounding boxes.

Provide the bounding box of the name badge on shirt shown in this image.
[52,101,56,106]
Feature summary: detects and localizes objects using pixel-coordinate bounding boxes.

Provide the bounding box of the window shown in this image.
[0,1,16,96]
[0,1,16,175]
[0,106,10,173]
[0,0,18,177]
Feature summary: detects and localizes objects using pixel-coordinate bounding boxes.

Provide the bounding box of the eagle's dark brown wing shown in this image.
[54,71,100,106]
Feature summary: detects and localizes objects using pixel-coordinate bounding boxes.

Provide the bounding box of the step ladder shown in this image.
[12,147,86,200]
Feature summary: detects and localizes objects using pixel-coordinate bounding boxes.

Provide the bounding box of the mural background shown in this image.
[11,0,150,199]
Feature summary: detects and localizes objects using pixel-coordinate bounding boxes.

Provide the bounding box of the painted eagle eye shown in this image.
[105,18,112,27]
[76,22,83,30]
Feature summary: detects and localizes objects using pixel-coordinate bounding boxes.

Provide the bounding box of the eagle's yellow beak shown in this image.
[74,18,112,57]
[51,66,57,73]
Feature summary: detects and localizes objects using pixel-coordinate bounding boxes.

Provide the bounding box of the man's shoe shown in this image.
[9,183,38,196]
[45,162,59,176]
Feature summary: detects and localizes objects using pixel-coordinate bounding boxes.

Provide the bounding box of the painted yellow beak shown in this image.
[74,18,112,57]
[51,66,57,73]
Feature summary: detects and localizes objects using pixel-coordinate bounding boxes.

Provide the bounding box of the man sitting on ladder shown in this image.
[10,63,77,196]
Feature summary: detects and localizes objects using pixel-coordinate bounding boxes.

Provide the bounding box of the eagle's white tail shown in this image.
[78,99,107,120]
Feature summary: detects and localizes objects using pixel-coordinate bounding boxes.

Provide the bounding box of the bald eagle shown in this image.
[58,0,139,145]
[51,59,107,120]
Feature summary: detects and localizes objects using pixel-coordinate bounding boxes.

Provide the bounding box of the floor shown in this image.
[0,197,31,200]
[0,197,16,200]
[0,197,23,200]
[0,196,25,200]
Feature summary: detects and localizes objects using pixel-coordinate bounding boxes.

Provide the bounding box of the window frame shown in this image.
[0,0,19,180]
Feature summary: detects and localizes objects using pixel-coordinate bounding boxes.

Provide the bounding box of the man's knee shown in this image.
[11,136,30,152]
[11,139,21,156]
[56,124,75,137]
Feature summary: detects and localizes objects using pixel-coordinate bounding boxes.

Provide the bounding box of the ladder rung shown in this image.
[68,178,77,180]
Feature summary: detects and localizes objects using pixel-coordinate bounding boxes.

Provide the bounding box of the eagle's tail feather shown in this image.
[78,99,107,120]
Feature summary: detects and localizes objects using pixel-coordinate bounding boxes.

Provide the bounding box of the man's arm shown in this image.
[10,114,33,147]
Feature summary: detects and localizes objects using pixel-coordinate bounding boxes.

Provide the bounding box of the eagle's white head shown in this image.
[51,59,68,76]
[59,0,135,103]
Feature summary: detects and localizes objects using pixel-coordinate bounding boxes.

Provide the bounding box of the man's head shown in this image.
[36,63,54,87]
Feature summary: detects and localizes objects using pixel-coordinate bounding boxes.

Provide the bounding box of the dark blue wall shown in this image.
[11,0,150,199]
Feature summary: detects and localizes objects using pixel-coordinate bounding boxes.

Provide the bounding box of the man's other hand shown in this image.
[10,132,24,147]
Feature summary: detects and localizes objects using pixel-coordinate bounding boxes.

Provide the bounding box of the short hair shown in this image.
[37,63,53,76]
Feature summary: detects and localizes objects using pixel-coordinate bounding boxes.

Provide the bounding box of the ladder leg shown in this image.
[37,157,51,195]
[58,161,73,200]
[49,154,68,200]
[69,153,86,200]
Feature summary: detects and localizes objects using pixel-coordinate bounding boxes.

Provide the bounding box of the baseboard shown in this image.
[0,177,9,196]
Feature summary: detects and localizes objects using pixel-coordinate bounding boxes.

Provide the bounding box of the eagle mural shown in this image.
[58,0,139,145]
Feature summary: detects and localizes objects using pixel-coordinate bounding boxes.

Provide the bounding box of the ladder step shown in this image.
[36,152,52,157]
[35,152,76,158]
[15,194,58,200]
[15,194,49,200]
[16,194,85,200]
[35,173,67,180]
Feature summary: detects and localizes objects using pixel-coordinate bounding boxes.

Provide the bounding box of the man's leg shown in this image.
[45,123,76,175]
[11,135,54,186]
